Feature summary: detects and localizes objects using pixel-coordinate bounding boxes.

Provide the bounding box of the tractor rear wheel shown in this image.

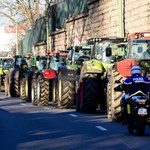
[4,73,10,96]
[52,79,58,107]
[20,79,26,100]
[0,74,2,91]
[31,77,38,105]
[79,73,98,113]
[37,76,50,106]
[107,69,124,120]
[10,70,20,97]
[57,77,75,109]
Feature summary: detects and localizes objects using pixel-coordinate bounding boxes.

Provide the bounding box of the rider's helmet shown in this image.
[131,65,142,76]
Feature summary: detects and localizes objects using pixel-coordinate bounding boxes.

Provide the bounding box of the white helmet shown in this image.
[131,65,142,75]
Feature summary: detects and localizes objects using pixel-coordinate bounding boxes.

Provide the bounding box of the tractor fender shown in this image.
[0,68,3,75]
[115,59,138,77]
[59,66,80,81]
[42,69,57,79]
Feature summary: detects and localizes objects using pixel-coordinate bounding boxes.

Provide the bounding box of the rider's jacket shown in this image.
[123,75,150,95]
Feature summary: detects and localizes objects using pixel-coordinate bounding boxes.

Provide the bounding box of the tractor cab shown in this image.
[67,45,92,66]
[88,37,127,63]
[126,32,150,60]
[125,32,150,76]
[14,55,31,69]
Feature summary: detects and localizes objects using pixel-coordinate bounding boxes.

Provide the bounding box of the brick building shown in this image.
[49,0,150,52]
[19,0,150,55]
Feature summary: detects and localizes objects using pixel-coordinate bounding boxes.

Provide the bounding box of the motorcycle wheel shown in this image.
[136,117,145,136]
[127,123,134,134]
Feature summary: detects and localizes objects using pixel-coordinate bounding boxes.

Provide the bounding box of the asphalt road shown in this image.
[0,91,150,150]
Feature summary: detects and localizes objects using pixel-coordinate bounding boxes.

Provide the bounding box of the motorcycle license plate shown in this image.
[138,108,147,115]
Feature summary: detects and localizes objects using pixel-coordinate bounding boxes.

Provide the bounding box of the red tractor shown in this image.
[107,32,150,120]
[31,51,68,106]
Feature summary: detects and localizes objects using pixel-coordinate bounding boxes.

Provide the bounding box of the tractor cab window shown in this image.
[16,57,22,66]
[129,40,150,59]
[39,58,47,70]
[96,40,126,63]
[25,57,32,68]
[3,59,14,69]
[75,48,91,65]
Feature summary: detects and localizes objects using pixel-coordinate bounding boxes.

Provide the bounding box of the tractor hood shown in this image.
[82,59,105,74]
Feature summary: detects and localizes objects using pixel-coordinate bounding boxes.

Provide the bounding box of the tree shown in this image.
[0,0,50,29]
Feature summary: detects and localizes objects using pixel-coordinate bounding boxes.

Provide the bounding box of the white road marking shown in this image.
[96,126,108,131]
[20,103,27,106]
[69,114,78,117]
[43,107,50,110]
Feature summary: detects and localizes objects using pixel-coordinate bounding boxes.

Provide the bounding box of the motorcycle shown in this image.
[114,83,150,136]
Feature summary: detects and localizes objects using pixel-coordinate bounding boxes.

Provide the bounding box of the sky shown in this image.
[0,26,15,52]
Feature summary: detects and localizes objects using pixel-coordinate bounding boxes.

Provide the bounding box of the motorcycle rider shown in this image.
[120,65,150,123]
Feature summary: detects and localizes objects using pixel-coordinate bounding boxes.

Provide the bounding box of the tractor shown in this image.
[107,32,150,120]
[53,45,92,109]
[31,51,68,106]
[0,57,14,92]
[75,37,127,113]
[5,55,32,97]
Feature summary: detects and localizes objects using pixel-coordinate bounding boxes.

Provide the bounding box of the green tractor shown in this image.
[31,55,51,105]
[0,57,14,92]
[31,52,68,106]
[75,37,127,113]
[53,45,91,109]
[19,56,37,101]
[5,55,32,97]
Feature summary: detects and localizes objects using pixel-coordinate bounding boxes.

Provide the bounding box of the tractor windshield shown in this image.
[3,59,14,69]
[129,40,150,60]
[96,41,125,63]
[50,55,66,71]
[74,48,91,65]
[38,57,47,70]
[16,57,22,66]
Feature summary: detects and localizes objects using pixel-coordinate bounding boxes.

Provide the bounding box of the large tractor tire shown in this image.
[57,76,75,109]
[4,73,10,96]
[10,70,20,97]
[0,74,2,91]
[20,73,32,102]
[79,73,99,113]
[75,77,80,112]
[20,79,26,100]
[31,77,38,105]
[37,76,50,106]
[106,69,124,120]
[52,79,59,108]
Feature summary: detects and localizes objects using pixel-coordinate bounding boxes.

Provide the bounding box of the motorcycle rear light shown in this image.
[138,102,145,105]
